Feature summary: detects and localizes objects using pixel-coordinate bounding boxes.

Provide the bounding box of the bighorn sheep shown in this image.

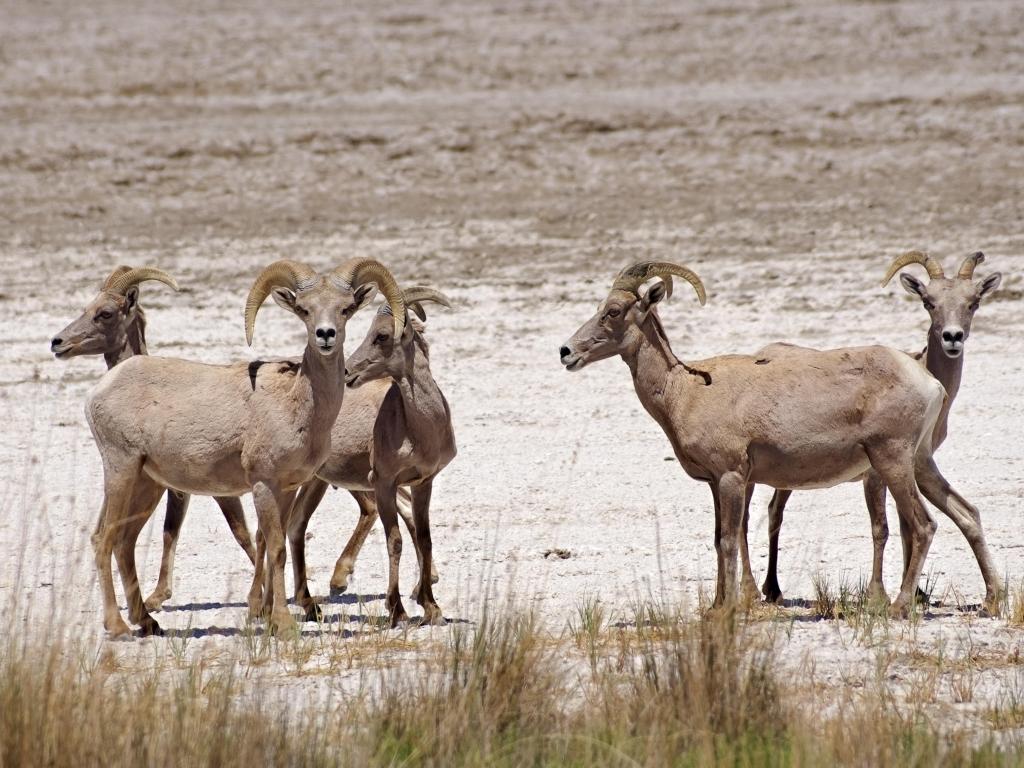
[286,286,454,621]
[50,265,256,610]
[85,259,403,637]
[560,261,972,616]
[303,285,455,626]
[747,251,1002,610]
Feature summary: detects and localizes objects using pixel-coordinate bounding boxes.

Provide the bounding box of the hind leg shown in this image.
[762,489,791,603]
[915,456,1002,614]
[144,489,188,612]
[114,475,166,635]
[330,491,377,595]
[867,443,936,618]
[218,496,255,565]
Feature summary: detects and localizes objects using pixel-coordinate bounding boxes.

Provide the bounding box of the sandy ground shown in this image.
[2,0,1023,722]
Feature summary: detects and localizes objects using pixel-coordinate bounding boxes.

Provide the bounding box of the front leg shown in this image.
[862,471,889,602]
[709,482,725,607]
[374,475,408,627]
[714,472,747,610]
[252,481,297,634]
[410,479,444,625]
[738,483,760,603]
[287,477,328,621]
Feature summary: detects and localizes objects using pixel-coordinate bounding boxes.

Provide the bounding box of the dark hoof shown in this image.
[420,606,446,626]
[389,610,410,628]
[302,603,324,623]
[138,617,164,637]
[329,584,348,597]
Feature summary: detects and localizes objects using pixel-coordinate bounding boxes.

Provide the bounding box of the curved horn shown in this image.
[244,260,318,345]
[611,261,707,306]
[402,286,452,321]
[103,266,180,296]
[957,251,985,280]
[880,250,944,287]
[331,259,406,336]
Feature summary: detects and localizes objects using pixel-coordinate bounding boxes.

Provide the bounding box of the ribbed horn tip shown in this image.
[402,286,452,321]
[244,260,317,346]
[880,250,945,287]
[332,259,406,337]
[958,251,985,280]
[612,261,707,306]
[103,266,180,296]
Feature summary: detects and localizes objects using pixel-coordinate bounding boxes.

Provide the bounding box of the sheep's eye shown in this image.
[606,308,621,319]
[375,333,389,345]
[922,300,935,311]
[97,311,114,321]
[294,305,309,317]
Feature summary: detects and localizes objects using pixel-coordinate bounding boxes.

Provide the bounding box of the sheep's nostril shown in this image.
[316,327,337,340]
[559,345,571,359]
[942,330,964,343]
[51,337,62,348]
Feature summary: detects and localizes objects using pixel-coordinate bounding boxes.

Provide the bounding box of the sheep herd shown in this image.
[51,251,1003,638]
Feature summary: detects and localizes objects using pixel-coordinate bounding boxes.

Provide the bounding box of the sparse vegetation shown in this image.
[2,603,1024,767]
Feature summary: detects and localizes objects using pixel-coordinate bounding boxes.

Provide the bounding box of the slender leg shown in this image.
[862,471,890,601]
[410,480,444,625]
[914,456,1002,614]
[709,482,725,606]
[395,487,436,593]
[248,528,266,619]
[330,491,378,595]
[715,472,747,608]
[287,477,328,620]
[866,445,936,618]
[144,490,189,611]
[114,475,166,635]
[762,489,791,603]
[738,483,760,602]
[217,496,255,564]
[251,481,296,633]
[374,476,408,626]
[94,456,142,638]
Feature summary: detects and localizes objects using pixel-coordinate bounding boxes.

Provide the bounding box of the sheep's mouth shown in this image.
[52,345,74,359]
[941,342,964,358]
[562,354,585,372]
[345,371,362,388]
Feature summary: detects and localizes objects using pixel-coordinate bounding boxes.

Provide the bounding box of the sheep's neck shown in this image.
[105,311,148,369]
[297,344,346,431]
[394,337,448,445]
[622,313,687,433]
[924,327,964,450]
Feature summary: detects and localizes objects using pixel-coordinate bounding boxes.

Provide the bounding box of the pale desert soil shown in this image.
[1,0,1023,725]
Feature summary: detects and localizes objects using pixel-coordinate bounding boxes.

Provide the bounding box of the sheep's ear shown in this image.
[352,284,378,312]
[899,273,927,298]
[978,272,1002,298]
[123,285,140,314]
[271,287,297,312]
[640,280,668,311]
